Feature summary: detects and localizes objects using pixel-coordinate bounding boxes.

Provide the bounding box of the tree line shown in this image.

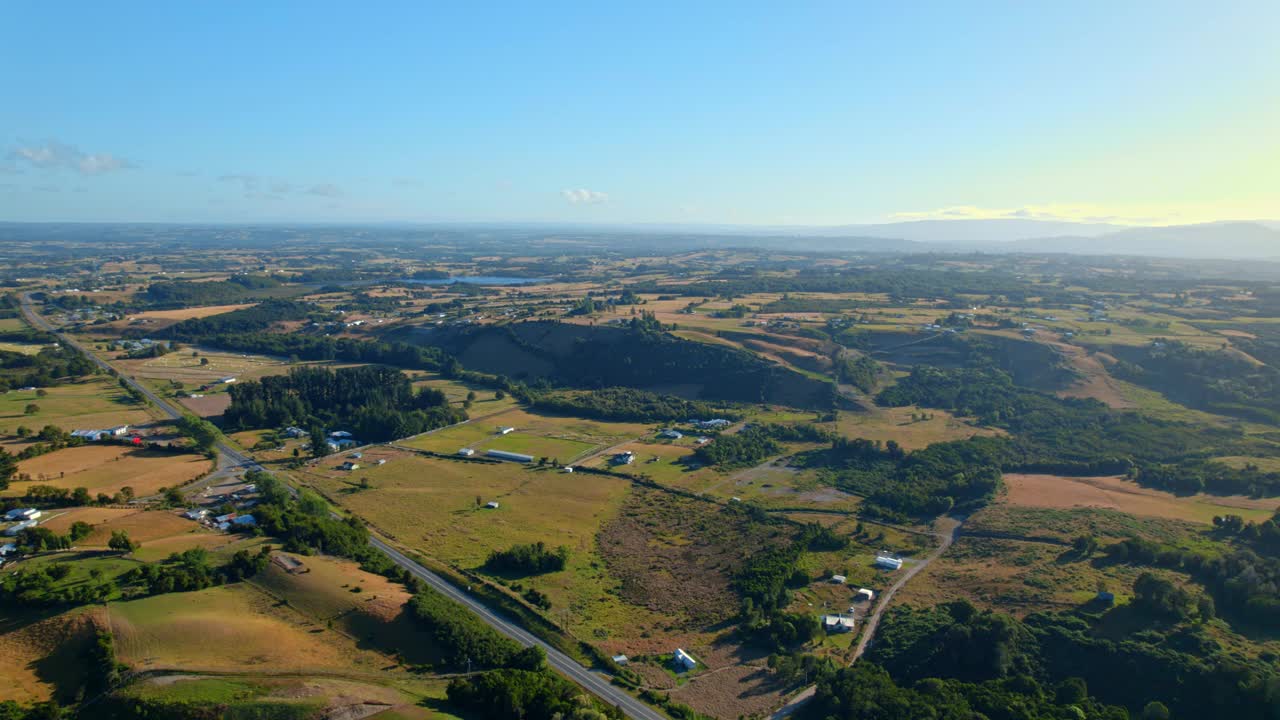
[223,365,465,442]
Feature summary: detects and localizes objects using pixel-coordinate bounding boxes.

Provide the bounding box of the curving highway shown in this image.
[19,294,665,720]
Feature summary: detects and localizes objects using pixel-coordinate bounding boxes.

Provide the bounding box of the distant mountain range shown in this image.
[0,218,1275,260]
[629,218,1280,259]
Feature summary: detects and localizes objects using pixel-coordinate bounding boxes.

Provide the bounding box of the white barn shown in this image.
[874,552,904,571]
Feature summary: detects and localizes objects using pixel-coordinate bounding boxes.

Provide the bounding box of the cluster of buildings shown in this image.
[70,425,132,442]
[2,508,42,537]
[114,338,168,353]
[286,426,362,451]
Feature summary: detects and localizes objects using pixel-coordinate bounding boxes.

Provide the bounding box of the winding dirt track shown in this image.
[771,515,964,719]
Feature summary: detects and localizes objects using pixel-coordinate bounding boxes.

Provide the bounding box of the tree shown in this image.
[495,390,506,400]
[297,488,328,517]
[1142,701,1171,720]
[309,426,330,458]
[163,487,184,507]
[35,389,47,397]
[24,403,39,415]
[72,487,91,506]
[466,390,477,402]
[199,357,209,365]
[176,415,220,453]
[108,530,139,554]
[119,486,135,501]
[0,447,16,490]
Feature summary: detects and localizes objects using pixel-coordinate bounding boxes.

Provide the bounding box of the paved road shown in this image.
[20,295,664,720]
[372,538,664,720]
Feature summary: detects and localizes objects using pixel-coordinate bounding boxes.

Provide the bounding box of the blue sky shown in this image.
[1,1,1276,225]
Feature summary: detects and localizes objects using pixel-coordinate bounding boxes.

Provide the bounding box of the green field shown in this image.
[108,583,394,675]
[478,431,598,462]
[0,377,155,442]
[0,341,48,355]
[295,450,678,643]
[401,406,650,459]
[399,420,500,453]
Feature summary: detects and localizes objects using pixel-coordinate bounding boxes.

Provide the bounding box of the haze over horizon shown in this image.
[2,1,1277,228]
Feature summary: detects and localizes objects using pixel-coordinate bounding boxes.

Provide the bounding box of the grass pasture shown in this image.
[117,675,460,720]
[249,552,444,665]
[295,450,677,647]
[412,372,520,414]
[0,377,154,449]
[1001,473,1278,524]
[835,405,1003,450]
[107,583,392,675]
[7,445,212,499]
[117,346,291,385]
[129,303,257,321]
[300,450,630,570]
[401,406,649,459]
[0,341,49,355]
[0,607,103,704]
[478,431,598,463]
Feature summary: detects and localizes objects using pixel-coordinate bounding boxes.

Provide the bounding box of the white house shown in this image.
[830,574,847,584]
[485,501,500,509]
[458,448,476,457]
[376,459,387,466]
[218,376,238,384]
[658,429,683,439]
[672,648,697,672]
[183,509,209,521]
[611,451,635,465]
[341,462,360,471]
[0,543,16,556]
[856,588,876,603]
[497,427,515,435]
[874,552,904,571]
[107,425,130,437]
[823,614,857,633]
[4,508,41,522]
[283,426,306,438]
[563,466,574,473]
[329,430,353,439]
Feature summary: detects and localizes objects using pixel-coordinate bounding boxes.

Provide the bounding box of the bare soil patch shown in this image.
[1002,473,1278,524]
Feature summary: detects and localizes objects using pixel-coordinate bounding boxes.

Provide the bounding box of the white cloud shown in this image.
[561,188,608,205]
[306,183,343,198]
[889,204,1174,225]
[218,174,260,191]
[8,140,135,175]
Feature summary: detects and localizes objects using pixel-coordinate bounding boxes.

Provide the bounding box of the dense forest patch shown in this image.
[223,365,465,441]
[400,321,837,409]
